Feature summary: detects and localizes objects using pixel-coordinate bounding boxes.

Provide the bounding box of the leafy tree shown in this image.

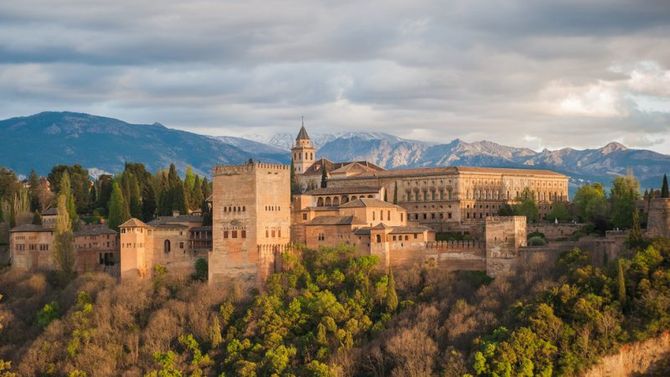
[193,258,208,281]
[628,208,644,248]
[59,172,79,228]
[547,202,571,222]
[107,181,129,231]
[28,170,41,212]
[141,183,157,222]
[617,259,626,308]
[37,301,60,328]
[53,194,75,277]
[498,203,515,216]
[47,165,90,214]
[514,189,539,223]
[95,174,113,215]
[610,175,640,229]
[386,270,398,312]
[662,174,669,198]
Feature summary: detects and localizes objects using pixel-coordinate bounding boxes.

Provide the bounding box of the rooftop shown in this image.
[306,215,364,226]
[334,166,567,179]
[41,207,58,216]
[339,198,399,209]
[75,224,117,236]
[10,224,52,233]
[304,186,381,196]
[296,125,310,141]
[119,218,148,228]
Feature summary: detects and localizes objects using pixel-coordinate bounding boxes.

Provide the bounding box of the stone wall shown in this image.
[583,332,670,377]
[528,223,584,241]
[485,216,527,276]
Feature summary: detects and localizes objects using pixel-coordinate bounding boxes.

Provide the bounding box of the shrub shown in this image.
[528,236,547,246]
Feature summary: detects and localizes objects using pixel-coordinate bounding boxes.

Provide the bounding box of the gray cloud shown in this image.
[0,0,669,152]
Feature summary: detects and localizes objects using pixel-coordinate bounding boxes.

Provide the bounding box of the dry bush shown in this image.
[385,327,438,377]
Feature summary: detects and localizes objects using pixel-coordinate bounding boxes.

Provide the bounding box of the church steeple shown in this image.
[291,117,316,174]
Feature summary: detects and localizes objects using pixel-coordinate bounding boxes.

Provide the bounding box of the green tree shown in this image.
[386,270,398,312]
[95,175,113,215]
[617,259,626,308]
[547,202,571,222]
[610,175,640,229]
[290,159,299,195]
[142,183,157,222]
[53,194,75,277]
[321,163,328,189]
[628,208,644,248]
[193,258,208,281]
[662,174,669,198]
[190,175,204,211]
[28,170,41,212]
[393,182,398,204]
[107,181,130,231]
[32,210,41,225]
[47,165,90,214]
[514,188,539,223]
[59,172,79,228]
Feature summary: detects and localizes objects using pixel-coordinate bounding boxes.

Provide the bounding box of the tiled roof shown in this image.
[296,125,310,141]
[304,186,381,196]
[119,218,148,228]
[340,166,566,179]
[389,225,434,234]
[339,198,399,209]
[302,159,384,176]
[75,224,117,236]
[10,224,51,233]
[353,227,371,236]
[306,215,364,226]
[190,226,212,232]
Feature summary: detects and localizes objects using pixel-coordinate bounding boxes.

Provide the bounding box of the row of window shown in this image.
[265,205,281,211]
[223,230,247,239]
[224,206,246,213]
[412,212,453,220]
[99,252,116,266]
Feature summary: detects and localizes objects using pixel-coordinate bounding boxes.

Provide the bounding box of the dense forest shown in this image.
[2,234,670,376]
[0,163,212,236]
[1,165,669,376]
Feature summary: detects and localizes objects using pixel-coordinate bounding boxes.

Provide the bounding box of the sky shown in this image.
[1,0,670,152]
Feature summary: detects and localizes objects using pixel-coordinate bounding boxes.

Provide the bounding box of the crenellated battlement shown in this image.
[427,240,485,251]
[213,162,289,176]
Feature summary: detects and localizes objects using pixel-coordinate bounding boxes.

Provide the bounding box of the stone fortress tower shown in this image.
[647,197,670,238]
[290,119,316,174]
[209,161,291,286]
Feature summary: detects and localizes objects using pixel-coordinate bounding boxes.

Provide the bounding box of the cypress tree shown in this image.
[108,181,130,231]
[662,174,669,198]
[617,259,626,308]
[290,159,298,195]
[320,163,328,189]
[59,172,79,229]
[385,270,399,312]
[28,170,41,212]
[191,175,204,211]
[141,184,157,222]
[628,208,644,248]
[393,182,398,204]
[53,194,75,278]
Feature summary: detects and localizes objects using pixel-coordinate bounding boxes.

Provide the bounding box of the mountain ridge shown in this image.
[0,111,668,189]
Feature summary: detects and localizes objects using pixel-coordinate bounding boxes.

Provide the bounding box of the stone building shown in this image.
[9,220,118,274]
[291,126,569,233]
[646,198,670,238]
[119,214,210,280]
[209,161,291,286]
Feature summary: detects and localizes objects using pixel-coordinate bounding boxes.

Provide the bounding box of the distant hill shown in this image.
[0,112,288,176]
[1,112,668,190]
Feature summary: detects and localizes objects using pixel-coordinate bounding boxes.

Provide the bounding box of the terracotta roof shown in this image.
[75,224,117,236]
[389,225,434,234]
[119,218,148,228]
[296,125,310,141]
[339,198,399,209]
[10,224,51,233]
[305,186,381,196]
[332,166,567,179]
[306,215,364,226]
[302,159,384,176]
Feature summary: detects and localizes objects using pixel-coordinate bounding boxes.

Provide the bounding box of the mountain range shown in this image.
[1,112,668,191]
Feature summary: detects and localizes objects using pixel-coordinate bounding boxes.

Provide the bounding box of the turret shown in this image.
[291,118,316,174]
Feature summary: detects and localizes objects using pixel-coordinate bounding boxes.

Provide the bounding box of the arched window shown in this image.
[325,197,332,206]
[317,197,324,207]
[333,197,340,206]
[164,240,171,254]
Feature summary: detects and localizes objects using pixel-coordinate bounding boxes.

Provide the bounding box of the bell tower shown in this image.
[291,117,316,174]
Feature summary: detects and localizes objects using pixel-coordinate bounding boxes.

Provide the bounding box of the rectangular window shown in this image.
[414,234,418,239]
[271,230,276,238]
[448,213,452,219]
[179,242,184,249]
[241,230,246,238]
[278,229,281,238]
[302,213,307,220]
[224,231,229,239]
[232,230,238,238]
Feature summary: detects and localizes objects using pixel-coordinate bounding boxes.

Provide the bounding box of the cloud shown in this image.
[0,0,669,152]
